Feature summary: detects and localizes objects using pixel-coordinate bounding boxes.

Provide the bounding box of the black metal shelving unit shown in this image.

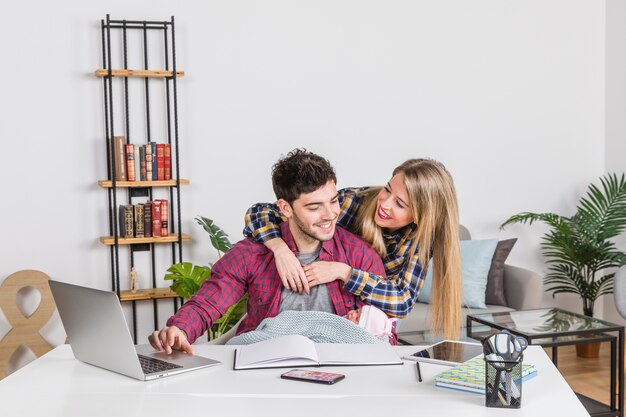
[97,14,187,343]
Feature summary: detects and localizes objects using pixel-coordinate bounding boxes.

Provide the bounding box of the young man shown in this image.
[149,149,386,354]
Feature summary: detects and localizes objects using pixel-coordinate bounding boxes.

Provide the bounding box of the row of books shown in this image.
[112,136,172,182]
[119,200,169,238]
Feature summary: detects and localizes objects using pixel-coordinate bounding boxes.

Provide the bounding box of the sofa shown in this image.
[398,225,543,333]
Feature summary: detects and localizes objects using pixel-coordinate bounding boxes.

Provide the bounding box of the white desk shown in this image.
[0,345,588,417]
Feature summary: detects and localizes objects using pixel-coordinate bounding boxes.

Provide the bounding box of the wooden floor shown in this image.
[546,342,623,405]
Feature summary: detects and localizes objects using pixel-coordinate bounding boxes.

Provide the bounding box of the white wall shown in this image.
[0,1,609,372]
[604,0,626,326]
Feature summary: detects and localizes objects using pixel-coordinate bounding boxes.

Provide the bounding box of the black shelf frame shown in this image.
[99,14,184,343]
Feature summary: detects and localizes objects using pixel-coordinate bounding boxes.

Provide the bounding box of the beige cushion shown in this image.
[397,302,514,333]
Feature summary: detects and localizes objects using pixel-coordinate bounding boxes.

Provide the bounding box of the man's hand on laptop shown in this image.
[149,326,194,355]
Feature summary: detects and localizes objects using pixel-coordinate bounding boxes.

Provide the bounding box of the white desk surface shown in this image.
[0,344,588,417]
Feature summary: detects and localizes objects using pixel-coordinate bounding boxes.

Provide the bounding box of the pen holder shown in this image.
[484,356,523,409]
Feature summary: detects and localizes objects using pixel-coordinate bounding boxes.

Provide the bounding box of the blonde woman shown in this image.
[244,158,462,339]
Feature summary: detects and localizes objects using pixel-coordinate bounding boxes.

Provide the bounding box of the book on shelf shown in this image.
[233,334,402,370]
[139,145,147,181]
[145,144,153,181]
[150,142,158,180]
[119,205,134,238]
[134,204,145,238]
[152,200,162,237]
[133,145,140,183]
[125,144,136,181]
[164,143,171,180]
[434,356,537,395]
[144,201,152,237]
[156,144,165,181]
[112,135,127,181]
[118,205,126,237]
[159,199,168,236]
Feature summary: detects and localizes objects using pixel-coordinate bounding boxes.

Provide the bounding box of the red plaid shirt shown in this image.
[167,222,387,344]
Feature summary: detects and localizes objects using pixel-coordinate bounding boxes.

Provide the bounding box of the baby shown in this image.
[345,305,396,342]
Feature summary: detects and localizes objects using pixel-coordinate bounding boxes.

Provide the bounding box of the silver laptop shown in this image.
[49,280,220,380]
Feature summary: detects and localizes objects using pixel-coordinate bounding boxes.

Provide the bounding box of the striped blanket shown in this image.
[226,310,385,345]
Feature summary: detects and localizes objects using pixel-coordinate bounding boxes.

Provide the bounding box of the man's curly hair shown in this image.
[272,148,336,204]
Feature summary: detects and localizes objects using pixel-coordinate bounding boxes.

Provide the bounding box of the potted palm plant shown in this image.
[165,216,247,340]
[501,173,626,357]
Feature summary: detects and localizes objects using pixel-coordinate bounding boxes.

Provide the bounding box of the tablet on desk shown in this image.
[403,340,482,366]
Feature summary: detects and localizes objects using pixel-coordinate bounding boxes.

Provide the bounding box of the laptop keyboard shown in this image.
[138,354,183,374]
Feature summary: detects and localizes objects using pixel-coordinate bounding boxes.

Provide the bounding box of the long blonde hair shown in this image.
[355,158,462,339]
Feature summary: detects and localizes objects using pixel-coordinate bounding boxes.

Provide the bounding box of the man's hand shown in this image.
[303,261,352,288]
[266,238,309,294]
[148,326,194,355]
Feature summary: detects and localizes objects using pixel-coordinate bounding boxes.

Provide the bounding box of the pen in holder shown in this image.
[482,331,527,409]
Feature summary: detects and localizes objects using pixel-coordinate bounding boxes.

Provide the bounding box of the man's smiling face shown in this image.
[282,180,340,246]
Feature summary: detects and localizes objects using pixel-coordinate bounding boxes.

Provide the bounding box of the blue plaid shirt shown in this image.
[243,187,425,318]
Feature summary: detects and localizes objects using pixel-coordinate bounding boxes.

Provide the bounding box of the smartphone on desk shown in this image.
[281,369,345,385]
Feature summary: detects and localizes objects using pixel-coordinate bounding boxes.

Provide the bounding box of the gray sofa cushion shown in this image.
[486,238,517,306]
[397,302,514,333]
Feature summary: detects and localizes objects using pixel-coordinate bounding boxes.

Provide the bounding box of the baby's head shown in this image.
[346,305,395,339]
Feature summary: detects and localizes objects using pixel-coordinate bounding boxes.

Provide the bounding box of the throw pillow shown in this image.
[485,238,517,306]
[417,239,498,308]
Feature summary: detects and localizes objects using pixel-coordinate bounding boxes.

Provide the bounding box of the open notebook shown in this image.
[233,334,402,370]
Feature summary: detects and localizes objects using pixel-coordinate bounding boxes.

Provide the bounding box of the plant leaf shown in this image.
[164,262,211,299]
[576,173,626,242]
[195,216,233,256]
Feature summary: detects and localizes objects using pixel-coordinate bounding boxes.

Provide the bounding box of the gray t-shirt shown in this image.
[279,247,334,314]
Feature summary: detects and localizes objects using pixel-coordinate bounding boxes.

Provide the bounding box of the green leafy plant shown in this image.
[501,173,626,317]
[164,216,247,340]
[165,262,211,299]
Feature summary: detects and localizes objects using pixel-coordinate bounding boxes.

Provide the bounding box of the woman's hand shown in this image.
[303,261,352,288]
[265,238,309,294]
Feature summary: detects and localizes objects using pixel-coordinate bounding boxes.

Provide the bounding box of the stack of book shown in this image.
[118,200,169,238]
[112,136,171,181]
[434,356,537,394]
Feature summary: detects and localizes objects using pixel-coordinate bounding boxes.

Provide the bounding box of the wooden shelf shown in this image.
[98,179,189,188]
[116,287,179,302]
[94,69,185,78]
[99,233,190,246]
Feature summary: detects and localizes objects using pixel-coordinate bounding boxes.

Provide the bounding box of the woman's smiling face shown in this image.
[375,172,414,231]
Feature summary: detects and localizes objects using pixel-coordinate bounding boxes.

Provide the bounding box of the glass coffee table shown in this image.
[467,307,624,417]
[397,326,492,346]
